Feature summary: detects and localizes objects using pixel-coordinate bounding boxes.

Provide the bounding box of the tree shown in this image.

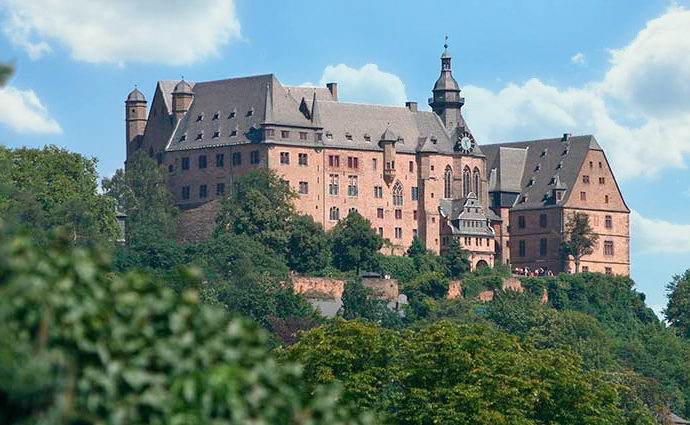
[665,269,690,338]
[286,214,330,273]
[342,279,400,327]
[0,224,371,425]
[329,211,383,273]
[0,145,119,244]
[102,150,178,244]
[407,235,427,257]
[561,212,599,273]
[216,168,296,255]
[443,237,470,278]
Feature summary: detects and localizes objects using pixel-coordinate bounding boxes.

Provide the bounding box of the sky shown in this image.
[0,0,689,315]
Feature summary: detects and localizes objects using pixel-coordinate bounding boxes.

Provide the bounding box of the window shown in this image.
[326,132,333,139]
[328,155,340,167]
[247,108,254,117]
[409,161,414,172]
[589,161,593,168]
[299,181,309,194]
[364,134,371,142]
[413,210,418,220]
[395,227,402,239]
[583,175,590,184]
[377,208,384,219]
[374,186,383,198]
[395,209,402,219]
[199,184,208,199]
[280,152,290,165]
[348,207,358,215]
[518,215,525,229]
[198,155,207,169]
[168,164,173,173]
[250,150,260,164]
[605,195,609,204]
[212,112,219,120]
[329,174,339,196]
[281,130,289,138]
[556,191,563,201]
[216,183,225,196]
[232,152,242,165]
[215,153,224,167]
[473,168,481,199]
[540,238,547,256]
[345,133,352,141]
[212,131,220,138]
[347,156,359,169]
[540,214,547,228]
[196,113,203,122]
[599,177,605,184]
[372,158,377,169]
[393,181,403,206]
[582,266,589,272]
[411,187,419,201]
[580,191,587,201]
[299,132,307,140]
[265,128,275,138]
[229,111,236,119]
[518,240,526,256]
[181,157,190,170]
[378,227,384,236]
[347,175,358,196]
[329,206,340,221]
[444,165,453,198]
[315,132,322,141]
[605,267,612,275]
[605,215,612,229]
[599,161,603,168]
[179,134,187,142]
[181,186,190,200]
[604,240,614,256]
[462,166,471,196]
[196,133,203,141]
[230,129,237,137]
[298,153,308,165]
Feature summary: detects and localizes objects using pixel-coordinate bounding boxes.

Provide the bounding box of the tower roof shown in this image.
[433,36,460,92]
[173,79,193,95]
[126,87,146,102]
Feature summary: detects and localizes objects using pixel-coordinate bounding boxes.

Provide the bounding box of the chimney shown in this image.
[405,101,418,112]
[326,82,338,100]
[561,133,572,142]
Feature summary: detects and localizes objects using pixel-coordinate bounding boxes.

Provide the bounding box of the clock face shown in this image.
[455,132,475,154]
[460,136,472,151]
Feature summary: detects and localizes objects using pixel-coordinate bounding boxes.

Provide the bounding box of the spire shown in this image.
[310,91,321,127]
[441,34,451,60]
[263,83,273,123]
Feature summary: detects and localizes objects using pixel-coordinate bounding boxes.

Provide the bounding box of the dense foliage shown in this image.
[561,212,599,273]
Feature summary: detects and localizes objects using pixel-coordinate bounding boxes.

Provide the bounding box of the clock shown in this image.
[455,131,475,154]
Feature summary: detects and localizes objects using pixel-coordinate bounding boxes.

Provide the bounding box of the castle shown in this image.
[124,43,630,275]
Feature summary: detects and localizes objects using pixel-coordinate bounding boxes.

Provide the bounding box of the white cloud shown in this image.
[630,210,690,254]
[0,0,241,65]
[0,86,61,134]
[318,63,407,106]
[570,52,586,66]
[463,6,690,179]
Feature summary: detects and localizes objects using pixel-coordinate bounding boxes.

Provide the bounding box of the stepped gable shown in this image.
[165,74,314,152]
[482,135,601,210]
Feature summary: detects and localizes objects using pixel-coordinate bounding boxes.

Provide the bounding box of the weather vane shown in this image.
[444,34,448,50]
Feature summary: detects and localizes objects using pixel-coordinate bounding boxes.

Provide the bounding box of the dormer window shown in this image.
[398,137,404,144]
[179,134,187,142]
[562,148,569,155]
[527,178,535,187]
[534,164,541,172]
[212,112,220,120]
[364,133,371,142]
[431,137,438,144]
[246,108,254,117]
[541,149,548,157]
[230,128,238,137]
[345,132,352,141]
[556,161,563,170]
[326,131,333,140]
[196,132,203,140]
[316,133,323,141]
[196,113,203,122]
[212,131,220,138]
[228,110,236,119]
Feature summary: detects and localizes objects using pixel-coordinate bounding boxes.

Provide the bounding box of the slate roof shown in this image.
[126,87,146,102]
[482,135,601,210]
[439,194,495,236]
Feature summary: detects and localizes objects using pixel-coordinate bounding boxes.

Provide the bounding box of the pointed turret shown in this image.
[429,36,464,129]
[263,83,274,123]
[379,125,399,185]
[310,91,321,127]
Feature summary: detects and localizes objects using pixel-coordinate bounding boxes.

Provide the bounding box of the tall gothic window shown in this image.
[393,181,403,206]
[444,165,453,198]
[462,166,471,197]
[473,167,481,199]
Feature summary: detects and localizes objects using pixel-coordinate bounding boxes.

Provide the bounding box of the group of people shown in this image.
[513,266,554,277]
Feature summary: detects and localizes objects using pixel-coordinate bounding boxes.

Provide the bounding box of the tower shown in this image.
[429,37,464,129]
[125,86,147,158]
[172,79,194,123]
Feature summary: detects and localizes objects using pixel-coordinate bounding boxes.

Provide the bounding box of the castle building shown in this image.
[124,43,630,274]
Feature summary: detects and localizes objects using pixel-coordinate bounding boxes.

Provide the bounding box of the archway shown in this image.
[476,260,489,270]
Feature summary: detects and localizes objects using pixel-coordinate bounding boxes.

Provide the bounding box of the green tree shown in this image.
[0,145,119,244]
[342,279,400,327]
[443,237,470,278]
[665,269,690,338]
[406,235,426,257]
[102,150,178,243]
[561,212,599,273]
[216,168,296,255]
[330,211,383,274]
[0,223,370,425]
[286,214,330,273]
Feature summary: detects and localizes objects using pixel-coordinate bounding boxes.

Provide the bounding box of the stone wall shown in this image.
[362,277,399,299]
[445,276,548,303]
[292,276,346,299]
[177,199,219,242]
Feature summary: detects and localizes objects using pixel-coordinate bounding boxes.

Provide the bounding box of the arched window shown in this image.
[473,167,481,199]
[444,165,453,198]
[462,166,471,197]
[329,206,340,221]
[393,181,403,206]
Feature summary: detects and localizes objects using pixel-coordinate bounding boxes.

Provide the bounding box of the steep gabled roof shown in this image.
[482,135,600,210]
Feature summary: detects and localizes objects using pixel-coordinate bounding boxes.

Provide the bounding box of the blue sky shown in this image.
[0,0,688,314]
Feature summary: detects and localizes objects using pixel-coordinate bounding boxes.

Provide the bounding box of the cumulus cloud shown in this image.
[318,63,407,106]
[0,0,241,65]
[0,86,62,134]
[630,210,690,254]
[570,52,586,65]
[463,6,690,179]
